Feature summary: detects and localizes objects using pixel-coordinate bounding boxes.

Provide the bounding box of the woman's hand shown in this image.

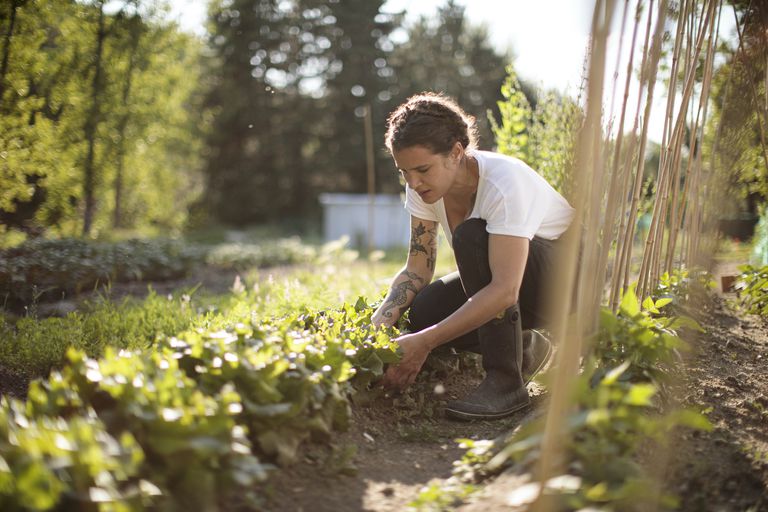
[381,331,432,391]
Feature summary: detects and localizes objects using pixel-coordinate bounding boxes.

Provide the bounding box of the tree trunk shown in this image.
[82,1,106,237]
[113,16,141,229]
[0,0,20,106]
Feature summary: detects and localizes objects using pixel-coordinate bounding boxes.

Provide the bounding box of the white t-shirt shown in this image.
[404,150,574,247]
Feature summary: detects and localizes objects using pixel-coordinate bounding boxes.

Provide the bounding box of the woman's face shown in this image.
[392,144,461,204]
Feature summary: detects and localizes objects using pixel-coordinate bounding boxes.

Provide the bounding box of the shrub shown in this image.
[0,238,201,306]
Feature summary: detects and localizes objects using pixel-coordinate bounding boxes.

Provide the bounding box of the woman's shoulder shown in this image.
[475,150,541,184]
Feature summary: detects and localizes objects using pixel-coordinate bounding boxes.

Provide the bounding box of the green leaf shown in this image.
[619,286,640,317]
[641,296,657,313]
[602,360,630,385]
[622,383,657,406]
[654,297,673,308]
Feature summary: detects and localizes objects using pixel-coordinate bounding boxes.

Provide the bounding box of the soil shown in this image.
[262,358,550,512]
[660,296,768,511]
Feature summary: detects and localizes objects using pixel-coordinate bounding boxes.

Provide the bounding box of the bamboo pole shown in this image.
[638,0,715,297]
[654,0,716,283]
[618,0,669,301]
[598,0,641,306]
[681,0,721,268]
[672,0,720,270]
[611,0,658,310]
[533,2,616,509]
[364,103,376,256]
[636,0,691,297]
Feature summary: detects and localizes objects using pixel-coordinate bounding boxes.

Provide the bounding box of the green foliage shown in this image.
[0,297,401,508]
[490,66,582,196]
[0,0,205,237]
[437,285,710,511]
[0,291,201,376]
[654,267,716,313]
[488,66,531,160]
[0,238,201,305]
[735,264,768,315]
[204,236,358,271]
[0,398,149,511]
[593,284,701,385]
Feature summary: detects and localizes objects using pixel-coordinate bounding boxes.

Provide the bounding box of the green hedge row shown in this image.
[0,238,201,306]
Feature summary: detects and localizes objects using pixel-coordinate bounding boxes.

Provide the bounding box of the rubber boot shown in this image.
[444,218,530,420]
[444,304,530,420]
[522,329,552,385]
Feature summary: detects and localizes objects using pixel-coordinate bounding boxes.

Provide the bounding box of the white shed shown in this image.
[319,193,409,249]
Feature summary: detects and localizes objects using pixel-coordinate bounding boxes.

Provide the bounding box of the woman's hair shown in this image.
[384,92,479,155]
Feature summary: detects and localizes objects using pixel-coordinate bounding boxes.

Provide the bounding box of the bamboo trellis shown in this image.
[530,0,726,508]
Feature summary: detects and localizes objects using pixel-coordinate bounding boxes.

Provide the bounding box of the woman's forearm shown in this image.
[420,281,517,350]
[372,266,432,327]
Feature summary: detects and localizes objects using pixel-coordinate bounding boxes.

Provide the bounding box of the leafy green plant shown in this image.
[0,291,202,377]
[489,66,582,197]
[426,285,710,511]
[1,297,401,509]
[593,285,701,386]
[0,238,201,306]
[654,267,716,313]
[735,264,768,315]
[25,347,269,511]
[0,398,152,511]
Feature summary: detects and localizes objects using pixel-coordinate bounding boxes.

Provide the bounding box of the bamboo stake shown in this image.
[653,0,716,287]
[612,0,658,310]
[636,0,690,297]
[533,2,616,509]
[618,0,669,301]
[600,0,642,307]
[682,0,721,268]
[654,0,716,283]
[673,0,720,270]
[589,0,633,312]
[639,0,715,297]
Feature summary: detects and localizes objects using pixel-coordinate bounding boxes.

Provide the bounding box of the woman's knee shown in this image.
[452,218,487,256]
[408,289,433,332]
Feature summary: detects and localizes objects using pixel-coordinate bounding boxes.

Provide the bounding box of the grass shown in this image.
[0,236,458,379]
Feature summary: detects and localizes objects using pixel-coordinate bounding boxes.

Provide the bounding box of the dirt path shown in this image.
[263,362,549,512]
[660,297,768,510]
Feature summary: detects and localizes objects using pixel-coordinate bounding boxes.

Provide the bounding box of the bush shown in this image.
[0,238,201,306]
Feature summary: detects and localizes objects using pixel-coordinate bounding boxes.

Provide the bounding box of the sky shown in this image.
[167,0,737,143]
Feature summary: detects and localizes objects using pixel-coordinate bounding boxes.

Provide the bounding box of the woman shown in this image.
[371,92,574,420]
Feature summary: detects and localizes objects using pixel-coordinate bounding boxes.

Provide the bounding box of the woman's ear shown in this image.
[451,141,464,161]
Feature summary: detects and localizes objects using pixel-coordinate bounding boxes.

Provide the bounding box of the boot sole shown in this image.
[524,332,553,385]
[444,400,530,421]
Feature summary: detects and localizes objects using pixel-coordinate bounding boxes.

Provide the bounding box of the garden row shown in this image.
[0,299,401,510]
[0,237,354,307]
[412,270,717,510]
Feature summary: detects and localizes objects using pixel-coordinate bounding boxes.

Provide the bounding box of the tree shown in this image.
[490,66,582,196]
[0,0,205,240]
[388,0,510,150]
[703,0,768,217]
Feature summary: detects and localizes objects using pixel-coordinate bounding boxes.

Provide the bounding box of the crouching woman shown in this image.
[371,92,574,420]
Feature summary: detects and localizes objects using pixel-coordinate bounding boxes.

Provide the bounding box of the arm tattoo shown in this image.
[410,222,438,272]
[381,270,424,320]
